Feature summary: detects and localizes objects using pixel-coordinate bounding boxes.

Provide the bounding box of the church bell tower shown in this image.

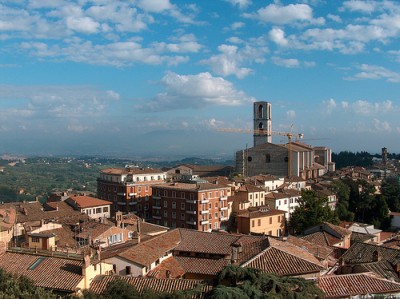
[253,101,272,146]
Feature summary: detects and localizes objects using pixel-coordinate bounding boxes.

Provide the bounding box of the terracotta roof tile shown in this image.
[66,195,111,208]
[175,256,230,276]
[0,252,83,292]
[89,275,211,296]
[118,229,181,267]
[286,235,334,260]
[146,256,186,279]
[243,238,325,276]
[341,242,400,265]
[318,273,400,298]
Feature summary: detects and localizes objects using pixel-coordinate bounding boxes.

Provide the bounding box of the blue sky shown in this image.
[1,0,400,158]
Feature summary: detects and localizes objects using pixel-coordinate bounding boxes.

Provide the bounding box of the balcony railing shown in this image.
[186,210,196,214]
[117,201,126,205]
[153,215,161,220]
[220,196,228,201]
[220,207,228,211]
[117,192,126,196]
[186,220,196,225]
[152,205,161,210]
[200,210,209,215]
[185,199,197,204]
[200,199,209,204]
[220,216,228,221]
[152,195,161,199]
[201,220,209,225]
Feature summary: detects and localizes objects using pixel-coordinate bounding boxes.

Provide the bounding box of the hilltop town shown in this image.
[1,102,400,298]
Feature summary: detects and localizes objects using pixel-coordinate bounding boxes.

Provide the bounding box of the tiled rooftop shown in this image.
[89,276,211,296]
[243,238,325,276]
[66,195,111,208]
[0,252,83,292]
[318,273,400,298]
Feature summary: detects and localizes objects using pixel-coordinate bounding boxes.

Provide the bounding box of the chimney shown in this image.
[137,219,141,244]
[372,250,381,262]
[231,246,238,264]
[116,211,122,227]
[166,270,171,278]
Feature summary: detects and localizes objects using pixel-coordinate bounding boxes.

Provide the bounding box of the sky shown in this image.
[1,0,400,159]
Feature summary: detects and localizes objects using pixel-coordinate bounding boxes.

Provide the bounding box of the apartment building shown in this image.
[151,182,231,232]
[97,167,167,219]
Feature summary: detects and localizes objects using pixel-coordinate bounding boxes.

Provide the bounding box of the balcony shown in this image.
[220,206,228,211]
[129,201,136,205]
[186,199,197,204]
[152,195,161,200]
[117,201,126,205]
[201,220,209,225]
[186,220,197,225]
[220,196,228,201]
[200,210,209,215]
[152,205,161,210]
[186,210,196,215]
[153,215,161,220]
[128,192,136,197]
[200,199,209,204]
[220,216,228,221]
[117,192,126,196]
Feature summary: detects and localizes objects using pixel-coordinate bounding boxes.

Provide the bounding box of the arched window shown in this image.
[258,104,263,118]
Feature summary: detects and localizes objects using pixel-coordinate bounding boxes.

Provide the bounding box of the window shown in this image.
[181,192,185,199]
[31,237,40,243]
[138,187,142,192]
[172,211,176,219]
[269,217,272,224]
[96,208,101,214]
[181,213,185,220]
[164,210,168,217]
[137,204,142,211]
[145,196,149,201]
[265,153,271,163]
[164,200,168,208]
[215,212,218,219]
[247,156,252,162]
[190,194,195,200]
[208,213,212,220]
[215,202,218,208]
[214,222,219,229]
[172,202,176,209]
[164,190,167,196]
[278,216,281,222]
[252,220,255,227]
[284,200,287,205]
[258,219,261,226]
[181,203,185,210]
[172,191,176,198]
[103,207,109,213]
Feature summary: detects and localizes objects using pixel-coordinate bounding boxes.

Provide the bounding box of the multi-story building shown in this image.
[151,182,231,232]
[235,207,286,237]
[97,167,167,219]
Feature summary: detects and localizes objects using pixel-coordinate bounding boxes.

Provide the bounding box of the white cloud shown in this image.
[231,22,245,30]
[225,0,252,9]
[342,0,377,13]
[342,99,396,116]
[271,56,299,68]
[347,64,400,82]
[66,16,100,34]
[137,72,256,111]
[137,0,173,13]
[286,110,296,119]
[373,118,391,132]
[322,98,337,114]
[244,3,319,25]
[269,27,288,46]
[202,43,267,78]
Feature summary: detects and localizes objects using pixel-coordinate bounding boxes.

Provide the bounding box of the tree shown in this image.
[332,180,354,221]
[381,177,400,212]
[206,265,323,299]
[290,189,339,234]
[0,268,57,299]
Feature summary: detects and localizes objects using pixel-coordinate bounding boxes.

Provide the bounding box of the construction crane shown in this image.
[217,125,304,177]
